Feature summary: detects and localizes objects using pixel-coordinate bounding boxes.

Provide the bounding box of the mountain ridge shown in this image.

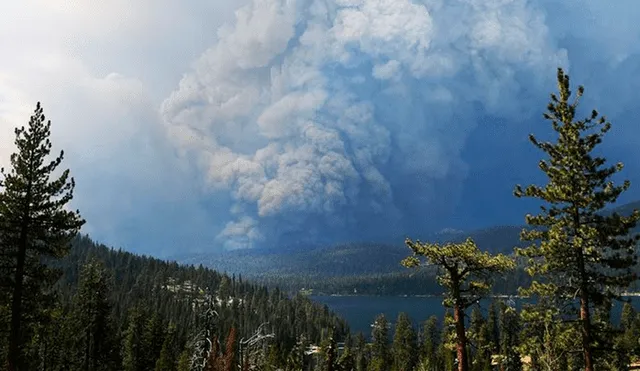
[177,199,640,282]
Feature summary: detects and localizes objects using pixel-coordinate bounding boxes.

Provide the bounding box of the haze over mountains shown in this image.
[178,200,640,281]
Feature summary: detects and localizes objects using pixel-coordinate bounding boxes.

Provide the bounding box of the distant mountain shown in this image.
[177,199,640,284]
[177,225,527,278]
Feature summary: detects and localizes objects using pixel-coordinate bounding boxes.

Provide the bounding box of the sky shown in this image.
[1,0,640,256]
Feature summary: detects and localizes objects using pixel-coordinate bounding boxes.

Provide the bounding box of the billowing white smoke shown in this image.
[161,0,567,249]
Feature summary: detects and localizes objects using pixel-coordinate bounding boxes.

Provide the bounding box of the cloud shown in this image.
[0,1,246,255]
[161,0,568,249]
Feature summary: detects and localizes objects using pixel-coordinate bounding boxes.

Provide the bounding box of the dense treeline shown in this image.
[256,264,534,297]
[325,302,640,371]
[3,233,350,370]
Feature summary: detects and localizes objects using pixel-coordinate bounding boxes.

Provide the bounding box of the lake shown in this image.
[311,295,640,337]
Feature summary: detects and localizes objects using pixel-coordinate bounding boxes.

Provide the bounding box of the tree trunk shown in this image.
[573,204,594,371]
[575,248,594,370]
[579,286,594,371]
[453,303,468,371]
[8,224,29,371]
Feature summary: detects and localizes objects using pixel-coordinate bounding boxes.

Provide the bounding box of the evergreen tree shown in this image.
[440,312,456,371]
[338,333,355,371]
[403,237,515,371]
[369,314,390,371]
[468,307,491,371]
[142,313,166,370]
[0,102,84,370]
[72,260,116,371]
[619,302,640,360]
[323,333,337,371]
[514,67,640,371]
[418,316,441,371]
[176,349,191,371]
[620,302,636,331]
[486,302,499,354]
[155,323,179,371]
[391,312,417,371]
[354,333,368,371]
[122,306,148,371]
[285,334,306,371]
[497,303,521,371]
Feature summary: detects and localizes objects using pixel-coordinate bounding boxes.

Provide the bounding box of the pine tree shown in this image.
[176,349,191,371]
[440,312,456,371]
[0,102,85,370]
[285,334,306,371]
[142,313,166,370]
[514,67,640,371]
[619,302,640,360]
[486,302,499,354]
[620,302,636,331]
[369,314,390,371]
[72,259,115,371]
[468,307,490,371]
[403,237,515,371]
[497,303,521,371]
[123,306,148,371]
[323,333,337,371]
[338,333,355,371]
[391,312,417,371]
[418,316,441,371]
[354,333,368,371]
[155,323,179,371]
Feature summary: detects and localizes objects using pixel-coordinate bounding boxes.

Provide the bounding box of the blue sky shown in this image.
[1,0,640,256]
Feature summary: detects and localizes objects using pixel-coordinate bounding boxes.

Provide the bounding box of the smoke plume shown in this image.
[160,0,573,249]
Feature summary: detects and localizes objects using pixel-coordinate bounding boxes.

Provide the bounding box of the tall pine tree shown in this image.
[391,312,417,371]
[72,259,116,371]
[0,102,85,370]
[514,67,640,371]
[418,316,441,370]
[369,314,390,371]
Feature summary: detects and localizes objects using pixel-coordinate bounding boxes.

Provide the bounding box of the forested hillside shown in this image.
[27,234,350,370]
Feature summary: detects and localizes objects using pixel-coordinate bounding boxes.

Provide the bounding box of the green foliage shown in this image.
[122,306,147,371]
[354,332,368,371]
[71,259,117,370]
[337,333,355,371]
[418,316,441,371]
[515,67,640,369]
[176,349,191,371]
[155,323,179,371]
[468,307,491,371]
[403,238,515,310]
[0,102,85,370]
[369,314,390,371]
[403,237,514,371]
[391,312,417,371]
[497,303,521,371]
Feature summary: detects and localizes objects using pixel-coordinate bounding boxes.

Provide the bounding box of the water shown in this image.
[312,295,640,337]
[312,295,459,337]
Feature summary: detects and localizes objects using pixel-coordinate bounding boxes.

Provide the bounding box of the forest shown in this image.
[1,68,640,371]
